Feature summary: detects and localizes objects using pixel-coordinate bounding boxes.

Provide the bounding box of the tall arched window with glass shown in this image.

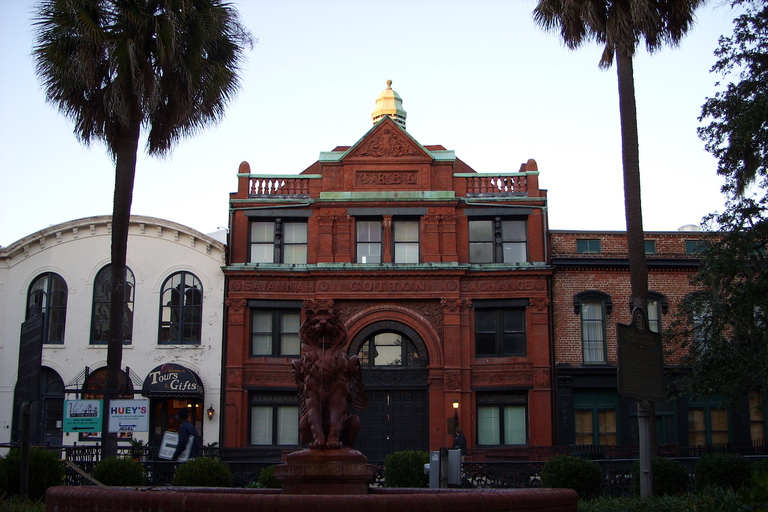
[358,331,424,367]
[159,272,203,344]
[27,273,68,344]
[90,265,135,345]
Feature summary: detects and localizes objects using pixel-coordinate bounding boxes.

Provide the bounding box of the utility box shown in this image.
[446,449,462,486]
[425,451,441,488]
[424,449,462,488]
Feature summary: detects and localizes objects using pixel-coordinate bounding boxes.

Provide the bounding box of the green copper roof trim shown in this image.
[317,117,449,163]
[237,173,322,179]
[319,191,456,200]
[453,171,539,177]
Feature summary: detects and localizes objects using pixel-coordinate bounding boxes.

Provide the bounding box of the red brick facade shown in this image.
[223,117,554,459]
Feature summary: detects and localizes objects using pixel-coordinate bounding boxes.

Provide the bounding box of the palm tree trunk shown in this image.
[616,51,657,469]
[102,117,141,459]
[616,50,649,312]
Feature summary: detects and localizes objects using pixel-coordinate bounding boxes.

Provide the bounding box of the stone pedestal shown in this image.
[274,448,377,495]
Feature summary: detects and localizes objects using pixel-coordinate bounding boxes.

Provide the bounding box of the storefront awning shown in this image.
[142,363,203,397]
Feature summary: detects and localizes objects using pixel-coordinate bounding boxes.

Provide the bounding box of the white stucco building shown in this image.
[0,215,226,452]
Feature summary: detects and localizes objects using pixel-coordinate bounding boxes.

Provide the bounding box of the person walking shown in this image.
[452,428,466,455]
[172,408,201,461]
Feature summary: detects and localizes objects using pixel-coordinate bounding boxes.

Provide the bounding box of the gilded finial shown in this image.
[386,79,392,88]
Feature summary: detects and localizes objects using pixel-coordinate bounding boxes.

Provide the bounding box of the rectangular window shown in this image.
[393,219,419,263]
[688,405,729,446]
[644,240,656,255]
[356,220,382,263]
[250,395,299,446]
[577,239,601,254]
[581,300,606,363]
[476,393,527,446]
[573,390,619,445]
[469,218,527,263]
[251,308,301,356]
[647,298,661,334]
[575,409,617,445]
[685,240,705,255]
[475,305,526,357]
[249,219,307,264]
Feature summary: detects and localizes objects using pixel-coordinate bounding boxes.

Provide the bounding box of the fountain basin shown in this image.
[45,485,578,511]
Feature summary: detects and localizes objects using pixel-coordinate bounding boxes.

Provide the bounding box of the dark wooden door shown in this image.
[355,389,428,463]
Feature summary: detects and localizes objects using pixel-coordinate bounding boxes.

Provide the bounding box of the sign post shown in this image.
[617,308,666,498]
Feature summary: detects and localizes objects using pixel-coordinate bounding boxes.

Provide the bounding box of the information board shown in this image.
[108,399,149,433]
[63,400,102,433]
[617,308,666,400]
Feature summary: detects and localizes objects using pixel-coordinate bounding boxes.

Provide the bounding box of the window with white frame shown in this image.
[249,219,307,264]
[468,218,527,263]
[356,219,382,263]
[574,291,612,364]
[250,302,301,357]
[393,219,419,263]
[250,393,300,446]
[476,393,527,446]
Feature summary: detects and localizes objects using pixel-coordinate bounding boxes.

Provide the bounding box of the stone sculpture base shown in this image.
[274,448,376,495]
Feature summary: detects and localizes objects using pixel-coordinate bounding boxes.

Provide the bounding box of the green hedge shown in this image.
[384,450,429,488]
[92,456,146,486]
[541,455,603,500]
[0,448,66,502]
[171,457,233,487]
[631,457,689,496]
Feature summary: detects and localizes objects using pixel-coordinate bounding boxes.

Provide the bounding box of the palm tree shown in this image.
[33,0,252,457]
[533,0,705,315]
[533,0,705,497]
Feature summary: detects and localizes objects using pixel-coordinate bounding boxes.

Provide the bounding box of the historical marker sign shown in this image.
[617,308,666,401]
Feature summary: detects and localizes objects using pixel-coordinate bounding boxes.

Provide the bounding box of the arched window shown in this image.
[26,273,68,344]
[159,272,203,345]
[574,291,613,364]
[646,291,669,334]
[91,265,135,345]
[358,331,423,367]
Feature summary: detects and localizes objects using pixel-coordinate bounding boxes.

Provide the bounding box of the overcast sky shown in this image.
[0,1,741,247]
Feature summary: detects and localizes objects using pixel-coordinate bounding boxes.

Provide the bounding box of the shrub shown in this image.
[92,457,146,486]
[171,457,233,487]
[695,453,753,491]
[631,457,689,496]
[384,450,429,488]
[254,465,281,489]
[0,448,65,502]
[541,455,603,500]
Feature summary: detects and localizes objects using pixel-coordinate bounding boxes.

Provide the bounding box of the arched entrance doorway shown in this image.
[12,367,64,446]
[348,321,429,463]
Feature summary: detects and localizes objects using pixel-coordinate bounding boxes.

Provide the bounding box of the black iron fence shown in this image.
[2,441,765,496]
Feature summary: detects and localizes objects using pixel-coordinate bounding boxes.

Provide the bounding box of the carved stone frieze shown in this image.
[356,171,418,187]
[444,369,461,390]
[471,370,534,387]
[356,126,421,158]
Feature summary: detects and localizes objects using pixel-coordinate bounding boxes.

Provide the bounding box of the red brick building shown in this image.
[222,83,554,461]
[550,229,763,454]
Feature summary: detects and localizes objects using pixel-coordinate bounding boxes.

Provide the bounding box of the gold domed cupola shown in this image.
[371,80,407,129]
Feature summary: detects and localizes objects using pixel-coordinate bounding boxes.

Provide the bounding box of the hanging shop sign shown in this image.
[143,363,202,396]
